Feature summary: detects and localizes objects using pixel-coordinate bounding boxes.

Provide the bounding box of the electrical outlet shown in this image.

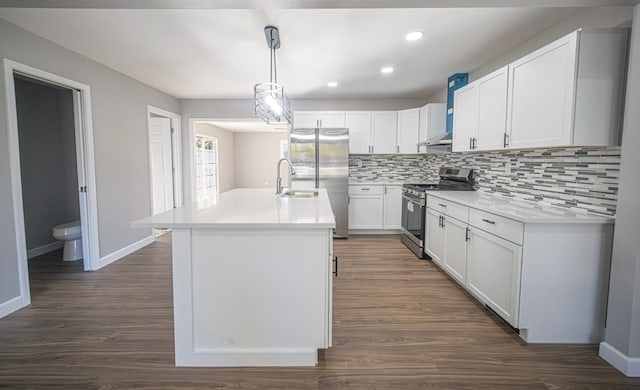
[504,162,512,174]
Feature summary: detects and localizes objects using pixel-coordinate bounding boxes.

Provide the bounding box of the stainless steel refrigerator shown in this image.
[289,127,349,238]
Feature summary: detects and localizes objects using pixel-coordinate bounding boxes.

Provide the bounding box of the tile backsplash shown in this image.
[349,146,621,216]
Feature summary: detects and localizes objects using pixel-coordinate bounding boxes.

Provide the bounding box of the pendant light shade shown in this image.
[254,26,291,125]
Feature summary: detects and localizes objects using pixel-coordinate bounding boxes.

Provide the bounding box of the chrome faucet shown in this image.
[276,157,296,195]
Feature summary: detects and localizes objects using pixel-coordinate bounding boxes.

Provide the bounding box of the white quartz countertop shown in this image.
[425,191,615,224]
[131,188,336,229]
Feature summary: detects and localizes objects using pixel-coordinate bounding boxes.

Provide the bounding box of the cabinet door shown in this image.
[442,216,468,286]
[383,186,402,229]
[452,84,478,152]
[507,32,578,149]
[346,112,372,154]
[348,195,384,229]
[476,66,509,151]
[466,228,523,328]
[425,208,445,266]
[372,111,398,154]
[418,103,446,146]
[293,111,320,128]
[397,108,420,154]
[293,111,346,128]
[318,112,346,128]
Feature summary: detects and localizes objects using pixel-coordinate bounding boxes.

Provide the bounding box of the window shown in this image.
[195,135,218,202]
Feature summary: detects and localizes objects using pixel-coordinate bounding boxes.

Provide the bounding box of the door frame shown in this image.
[147,106,183,214]
[3,59,100,309]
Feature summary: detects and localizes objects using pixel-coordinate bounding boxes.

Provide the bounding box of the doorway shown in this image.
[147,106,182,237]
[3,59,100,310]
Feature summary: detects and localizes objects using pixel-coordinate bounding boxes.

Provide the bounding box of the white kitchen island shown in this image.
[131,188,336,367]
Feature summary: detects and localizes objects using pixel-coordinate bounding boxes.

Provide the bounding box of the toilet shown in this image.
[52,220,83,261]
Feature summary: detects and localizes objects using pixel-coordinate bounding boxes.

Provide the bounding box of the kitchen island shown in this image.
[131,188,335,367]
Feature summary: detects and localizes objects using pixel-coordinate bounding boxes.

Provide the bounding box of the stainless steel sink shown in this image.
[280,189,319,198]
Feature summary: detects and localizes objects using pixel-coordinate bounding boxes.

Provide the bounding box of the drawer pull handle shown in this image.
[361,188,370,191]
[482,218,496,225]
[438,203,447,208]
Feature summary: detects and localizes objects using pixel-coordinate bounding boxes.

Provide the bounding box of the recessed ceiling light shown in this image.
[405,31,424,41]
[381,67,394,74]
[327,81,338,88]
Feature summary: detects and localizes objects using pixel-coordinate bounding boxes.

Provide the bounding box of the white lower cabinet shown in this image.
[349,184,402,231]
[425,208,445,266]
[466,228,522,328]
[425,193,612,343]
[383,185,402,229]
[442,217,469,286]
[348,195,384,229]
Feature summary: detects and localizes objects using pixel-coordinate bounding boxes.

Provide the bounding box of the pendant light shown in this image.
[254,26,291,125]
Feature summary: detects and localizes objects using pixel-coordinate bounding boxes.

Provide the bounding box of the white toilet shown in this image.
[52,220,83,261]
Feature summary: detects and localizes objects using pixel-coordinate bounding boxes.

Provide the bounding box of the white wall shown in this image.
[425,6,634,103]
[193,123,236,193]
[0,18,179,308]
[600,4,640,376]
[234,132,287,189]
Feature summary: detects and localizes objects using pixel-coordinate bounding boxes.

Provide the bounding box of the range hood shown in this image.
[418,131,452,148]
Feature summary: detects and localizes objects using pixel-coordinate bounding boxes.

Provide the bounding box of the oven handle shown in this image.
[402,193,424,204]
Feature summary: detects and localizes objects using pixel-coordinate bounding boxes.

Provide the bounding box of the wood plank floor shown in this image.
[1,234,639,389]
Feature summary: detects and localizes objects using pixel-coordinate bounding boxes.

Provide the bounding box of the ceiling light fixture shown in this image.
[254,26,291,125]
[327,81,338,88]
[405,31,424,41]
[381,66,394,74]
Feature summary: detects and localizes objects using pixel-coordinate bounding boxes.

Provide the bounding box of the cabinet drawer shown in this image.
[468,208,523,245]
[426,196,469,222]
[349,185,384,195]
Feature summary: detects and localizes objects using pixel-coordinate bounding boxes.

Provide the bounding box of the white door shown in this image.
[383,185,402,229]
[149,117,174,215]
[476,66,509,151]
[372,111,398,154]
[318,112,346,128]
[452,84,479,152]
[348,195,384,229]
[425,208,445,266]
[507,32,578,149]
[397,108,420,154]
[442,216,468,286]
[466,228,523,328]
[346,112,372,154]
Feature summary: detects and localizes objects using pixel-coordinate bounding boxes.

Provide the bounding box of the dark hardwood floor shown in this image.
[1,234,638,389]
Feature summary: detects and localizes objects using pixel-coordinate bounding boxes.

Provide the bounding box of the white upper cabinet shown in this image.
[452,83,479,152]
[346,112,372,154]
[418,103,446,150]
[397,108,420,154]
[371,111,398,154]
[293,111,346,128]
[476,67,509,150]
[507,34,578,149]
[506,29,627,149]
[453,66,508,152]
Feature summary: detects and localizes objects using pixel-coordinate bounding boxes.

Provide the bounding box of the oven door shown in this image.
[401,194,425,246]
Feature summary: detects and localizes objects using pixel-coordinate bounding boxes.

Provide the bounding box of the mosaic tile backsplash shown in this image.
[349,146,621,216]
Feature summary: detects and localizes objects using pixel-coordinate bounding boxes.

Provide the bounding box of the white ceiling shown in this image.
[0,4,634,100]
[201,120,288,133]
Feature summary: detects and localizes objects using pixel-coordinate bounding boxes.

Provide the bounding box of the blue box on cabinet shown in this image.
[446,73,469,134]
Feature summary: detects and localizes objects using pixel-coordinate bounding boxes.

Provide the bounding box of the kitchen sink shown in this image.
[280,189,319,198]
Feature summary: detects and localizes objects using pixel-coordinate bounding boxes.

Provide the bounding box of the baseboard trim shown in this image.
[98,235,155,270]
[27,241,64,259]
[599,342,640,377]
[0,295,26,319]
[348,230,401,235]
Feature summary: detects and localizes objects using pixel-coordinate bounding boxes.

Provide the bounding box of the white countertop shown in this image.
[425,191,615,224]
[349,181,405,186]
[131,188,336,229]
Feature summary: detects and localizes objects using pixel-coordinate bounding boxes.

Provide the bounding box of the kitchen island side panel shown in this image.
[172,227,331,367]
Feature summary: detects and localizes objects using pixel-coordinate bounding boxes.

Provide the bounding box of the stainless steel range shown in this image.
[401,167,475,258]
